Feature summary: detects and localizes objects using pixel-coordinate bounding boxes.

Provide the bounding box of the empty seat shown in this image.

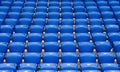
[12,33,26,42]
[116,53,120,64]
[42,52,59,63]
[90,25,103,33]
[40,63,57,70]
[105,25,119,33]
[60,25,73,33]
[113,41,120,52]
[0,12,7,19]
[95,42,111,52]
[104,19,116,25]
[104,70,120,72]
[108,33,120,42]
[62,19,74,25]
[19,18,31,26]
[48,12,60,19]
[62,7,72,12]
[35,12,46,19]
[78,42,94,52]
[19,63,37,70]
[44,42,59,52]
[76,33,90,42]
[76,25,88,33]
[9,42,24,53]
[17,70,35,72]
[21,12,33,18]
[90,19,102,25]
[25,2,36,7]
[6,53,22,64]
[15,25,28,34]
[0,6,9,13]
[0,25,13,33]
[75,12,86,19]
[82,70,101,72]
[45,25,58,33]
[8,12,20,19]
[60,33,74,42]
[47,19,59,26]
[38,70,57,72]
[62,52,78,63]
[5,19,17,26]
[60,63,78,70]
[61,70,78,72]
[30,25,43,33]
[0,63,17,71]
[98,52,114,63]
[80,53,96,63]
[92,33,106,42]
[44,33,58,42]
[33,18,45,26]
[27,42,42,53]
[61,42,76,52]
[86,6,98,12]
[99,6,111,12]
[0,70,13,72]
[81,63,98,70]
[0,33,10,43]
[0,43,7,53]
[101,63,119,71]
[62,12,73,19]
[101,12,113,19]
[36,7,47,12]
[28,33,42,42]
[23,7,34,13]
[88,12,100,19]
[10,7,22,12]
[24,53,40,64]
[74,6,85,12]
[49,7,59,12]
[76,19,88,25]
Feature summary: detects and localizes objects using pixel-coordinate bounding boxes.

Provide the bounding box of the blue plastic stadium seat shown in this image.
[95,42,111,52]
[62,19,74,25]
[0,70,13,72]
[33,18,45,26]
[40,63,57,70]
[19,18,31,26]
[60,63,78,70]
[61,70,78,72]
[48,12,60,19]
[24,53,40,64]
[76,19,88,25]
[42,52,59,63]
[45,25,58,33]
[19,63,37,70]
[60,25,73,33]
[80,53,96,63]
[116,53,120,64]
[61,2,71,7]
[60,33,74,42]
[75,12,86,19]
[76,25,88,33]
[5,19,17,26]
[1,1,12,7]
[0,43,7,53]
[8,12,20,19]
[44,42,59,52]
[101,63,119,71]
[28,33,42,42]
[74,6,85,12]
[92,33,106,42]
[15,25,28,34]
[62,52,78,63]
[104,19,116,25]
[0,25,13,33]
[78,42,94,52]
[25,2,36,7]
[0,63,16,71]
[114,12,120,19]
[13,1,23,6]
[35,12,46,19]
[62,12,73,19]
[82,70,101,72]
[21,12,33,18]
[27,42,42,53]
[61,42,76,52]
[90,25,103,33]
[76,33,90,42]
[17,70,35,72]
[99,6,111,12]
[49,2,59,7]
[48,7,59,12]
[98,52,114,63]
[113,41,120,52]
[9,42,24,53]
[47,19,59,26]
[6,53,22,64]
[105,25,119,33]
[10,7,22,13]
[0,33,10,43]
[0,19,3,25]
[0,6,9,13]
[80,63,98,70]
[108,33,120,43]
[101,12,113,19]
[38,70,57,72]
[30,25,43,33]
[23,7,34,13]
[88,12,100,19]
[104,70,120,72]
[62,7,72,12]
[86,6,98,12]
[12,33,26,42]
[44,33,58,42]
[0,12,7,19]
[36,7,47,12]
[90,19,102,25]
